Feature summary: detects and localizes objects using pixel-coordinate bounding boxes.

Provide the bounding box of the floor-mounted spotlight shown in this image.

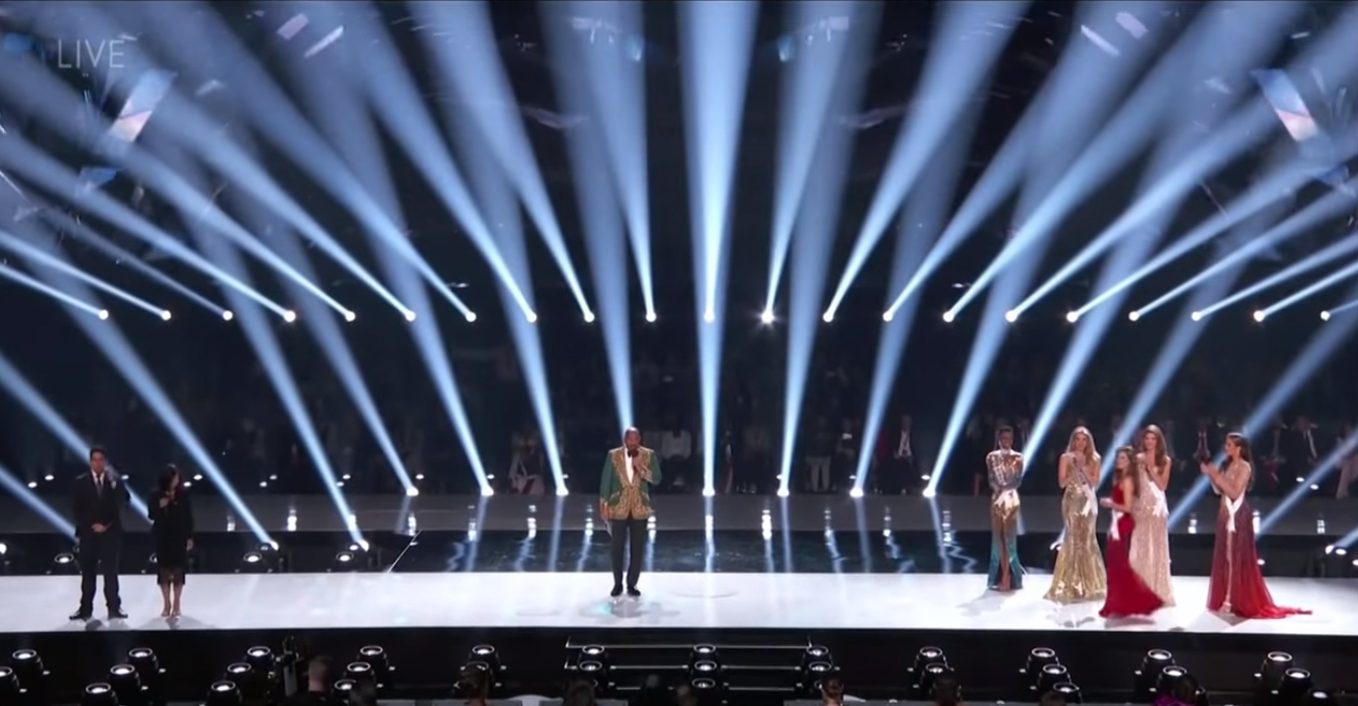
[11,649,49,701]
[1021,647,1060,696]
[1255,652,1295,706]
[107,664,145,706]
[356,645,393,689]
[0,665,19,703]
[463,644,503,691]
[238,551,269,574]
[50,552,78,575]
[798,645,837,698]
[688,644,724,702]
[572,645,610,696]
[205,680,241,706]
[127,647,165,704]
[82,682,117,706]
[331,549,360,572]
[1052,681,1083,703]
[908,646,949,699]
[1134,649,1176,700]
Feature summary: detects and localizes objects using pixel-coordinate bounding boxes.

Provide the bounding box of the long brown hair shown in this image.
[1113,445,1139,498]
[1140,424,1170,471]
[1225,432,1252,462]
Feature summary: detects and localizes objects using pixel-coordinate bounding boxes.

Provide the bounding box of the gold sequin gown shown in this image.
[1045,453,1107,603]
[1128,461,1175,606]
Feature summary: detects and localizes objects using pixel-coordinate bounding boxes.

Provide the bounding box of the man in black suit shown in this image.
[70,447,129,620]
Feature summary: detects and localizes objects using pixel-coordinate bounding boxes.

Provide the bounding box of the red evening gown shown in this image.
[1099,487,1165,618]
[1207,493,1310,618]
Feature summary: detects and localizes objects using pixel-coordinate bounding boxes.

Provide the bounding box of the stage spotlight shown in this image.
[98,309,109,320]
[1135,649,1175,698]
[1253,310,1266,322]
[1307,690,1334,706]
[1053,682,1083,704]
[761,309,775,324]
[332,550,360,571]
[1320,310,1330,321]
[237,550,271,573]
[405,310,418,322]
[283,310,297,323]
[799,647,837,698]
[821,311,834,323]
[332,679,356,699]
[357,646,392,687]
[343,310,356,323]
[526,311,539,324]
[50,552,77,574]
[1022,647,1059,689]
[205,680,241,706]
[583,311,596,324]
[882,310,893,322]
[159,310,172,322]
[1255,652,1295,699]
[223,310,234,321]
[777,487,790,498]
[1129,310,1142,322]
[1280,669,1314,702]
[0,666,17,702]
[345,661,375,685]
[108,664,143,706]
[645,311,657,323]
[1156,666,1190,698]
[1037,664,1070,695]
[704,309,716,324]
[1065,311,1079,324]
[467,645,501,675]
[82,682,117,706]
[1190,311,1203,322]
[462,312,474,323]
[942,310,956,323]
[243,646,273,676]
[1005,309,1019,323]
[128,647,163,689]
[846,487,863,499]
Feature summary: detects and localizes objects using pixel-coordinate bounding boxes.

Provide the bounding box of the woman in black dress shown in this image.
[148,465,194,617]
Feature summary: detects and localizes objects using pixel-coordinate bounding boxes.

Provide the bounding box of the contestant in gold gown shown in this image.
[1045,426,1108,603]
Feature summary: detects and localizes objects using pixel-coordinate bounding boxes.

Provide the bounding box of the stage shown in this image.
[1,494,1355,702]
[0,572,1354,702]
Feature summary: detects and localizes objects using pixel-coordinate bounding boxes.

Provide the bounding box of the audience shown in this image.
[283,656,333,706]
[456,663,492,706]
[933,674,963,706]
[1039,690,1067,706]
[560,678,598,706]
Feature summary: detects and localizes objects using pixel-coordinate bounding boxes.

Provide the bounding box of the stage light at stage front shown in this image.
[882,310,893,322]
[283,310,297,323]
[222,310,234,322]
[98,309,110,320]
[942,310,956,323]
[1320,310,1330,321]
[1253,310,1266,322]
[922,487,937,499]
[645,310,657,323]
[160,310,172,322]
[761,309,775,325]
[776,487,790,498]
[821,311,834,323]
[526,311,538,324]
[583,311,596,323]
[556,486,569,496]
[481,486,494,497]
[1065,311,1079,324]
[1128,310,1141,322]
[343,310,356,323]
[405,310,418,322]
[405,486,419,497]
[1004,309,1019,323]
[849,487,864,499]
[463,312,475,323]
[1190,311,1203,322]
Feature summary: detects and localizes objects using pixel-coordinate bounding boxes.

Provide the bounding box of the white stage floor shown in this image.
[1,573,1351,636]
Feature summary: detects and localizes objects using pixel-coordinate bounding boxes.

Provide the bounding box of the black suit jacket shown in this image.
[73,471,130,538]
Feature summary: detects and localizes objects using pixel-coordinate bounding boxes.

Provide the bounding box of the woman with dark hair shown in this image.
[147,464,194,618]
[1200,433,1310,618]
[1099,447,1164,618]
[1130,425,1175,606]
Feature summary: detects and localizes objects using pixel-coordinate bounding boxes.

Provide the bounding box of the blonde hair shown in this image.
[1066,426,1099,468]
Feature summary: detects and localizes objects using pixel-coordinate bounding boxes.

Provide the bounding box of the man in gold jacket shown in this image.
[598,426,662,597]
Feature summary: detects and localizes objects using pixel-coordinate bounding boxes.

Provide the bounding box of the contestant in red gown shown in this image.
[1099,446,1165,618]
[1200,433,1310,619]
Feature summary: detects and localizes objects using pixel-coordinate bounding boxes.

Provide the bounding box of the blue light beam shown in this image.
[679,0,759,494]
[826,1,1026,320]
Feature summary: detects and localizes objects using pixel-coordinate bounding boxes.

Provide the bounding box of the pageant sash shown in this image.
[1224,494,1244,534]
[1110,510,1124,541]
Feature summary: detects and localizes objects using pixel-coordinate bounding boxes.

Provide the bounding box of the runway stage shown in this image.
[0,572,1354,702]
